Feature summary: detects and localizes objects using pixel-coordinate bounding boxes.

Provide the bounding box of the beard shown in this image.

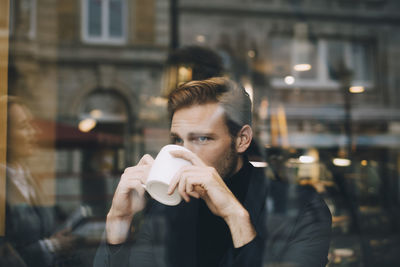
[216,140,240,180]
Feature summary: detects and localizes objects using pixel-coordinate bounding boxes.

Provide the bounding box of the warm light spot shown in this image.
[361,160,368,166]
[90,109,103,118]
[294,64,312,72]
[258,99,269,120]
[248,50,255,58]
[349,86,365,93]
[334,248,354,257]
[333,158,351,167]
[196,35,205,43]
[299,155,315,164]
[178,66,192,83]
[79,118,96,132]
[150,96,167,107]
[284,76,295,85]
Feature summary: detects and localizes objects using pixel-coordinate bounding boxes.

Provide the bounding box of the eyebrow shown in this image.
[170,132,217,138]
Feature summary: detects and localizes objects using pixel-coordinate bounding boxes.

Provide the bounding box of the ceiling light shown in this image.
[196,35,205,43]
[248,50,255,58]
[79,118,96,132]
[299,155,315,164]
[90,109,103,118]
[349,86,365,93]
[333,158,351,167]
[284,76,295,85]
[294,64,312,72]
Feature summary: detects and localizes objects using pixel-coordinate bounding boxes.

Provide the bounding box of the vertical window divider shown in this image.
[102,0,108,42]
[319,40,328,84]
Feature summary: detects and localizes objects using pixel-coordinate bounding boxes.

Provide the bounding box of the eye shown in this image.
[194,136,211,144]
[198,136,208,142]
[171,136,183,145]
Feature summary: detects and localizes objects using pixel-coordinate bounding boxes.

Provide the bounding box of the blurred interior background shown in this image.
[1,0,400,266]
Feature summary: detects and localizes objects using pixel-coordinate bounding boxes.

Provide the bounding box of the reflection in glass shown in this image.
[3,97,80,266]
[270,36,291,78]
[109,0,123,38]
[88,0,101,37]
[4,0,400,266]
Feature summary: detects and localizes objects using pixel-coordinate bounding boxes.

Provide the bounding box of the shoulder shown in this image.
[295,185,332,223]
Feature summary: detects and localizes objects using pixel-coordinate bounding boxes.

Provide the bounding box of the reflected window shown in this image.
[81,0,126,44]
[9,0,14,35]
[326,40,375,83]
[270,36,292,78]
[270,36,375,90]
[25,0,36,39]
[9,0,36,39]
[81,92,128,123]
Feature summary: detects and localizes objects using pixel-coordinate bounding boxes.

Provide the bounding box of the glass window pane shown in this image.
[351,41,374,82]
[4,0,400,266]
[270,36,291,78]
[295,39,317,79]
[327,40,346,81]
[88,0,102,37]
[108,0,123,38]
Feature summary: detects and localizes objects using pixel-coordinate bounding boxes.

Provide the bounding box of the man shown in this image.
[94,77,332,267]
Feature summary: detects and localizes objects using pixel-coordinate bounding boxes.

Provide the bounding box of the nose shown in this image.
[30,123,39,136]
[29,121,41,141]
[182,142,195,153]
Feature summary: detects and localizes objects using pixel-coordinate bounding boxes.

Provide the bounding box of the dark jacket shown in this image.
[4,164,56,266]
[94,163,332,267]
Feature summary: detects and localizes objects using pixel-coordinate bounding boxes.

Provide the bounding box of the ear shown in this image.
[235,125,253,153]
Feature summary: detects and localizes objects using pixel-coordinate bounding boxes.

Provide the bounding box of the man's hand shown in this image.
[167,150,256,248]
[106,154,154,244]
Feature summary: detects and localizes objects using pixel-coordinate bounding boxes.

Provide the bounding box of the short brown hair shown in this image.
[167,77,252,137]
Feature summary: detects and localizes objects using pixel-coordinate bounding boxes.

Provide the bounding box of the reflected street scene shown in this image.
[0,0,399,266]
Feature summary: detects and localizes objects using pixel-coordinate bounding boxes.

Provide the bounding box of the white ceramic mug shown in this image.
[145,144,192,206]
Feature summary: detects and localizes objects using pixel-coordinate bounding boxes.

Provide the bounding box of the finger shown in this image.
[137,154,154,166]
[186,177,193,197]
[121,172,144,186]
[178,174,191,202]
[187,191,200,199]
[193,184,207,197]
[185,177,201,199]
[123,166,136,174]
[167,165,195,195]
[124,179,146,196]
[167,169,182,195]
[122,166,151,184]
[169,150,206,167]
[123,165,149,175]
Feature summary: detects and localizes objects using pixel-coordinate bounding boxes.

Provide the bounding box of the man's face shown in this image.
[170,103,240,179]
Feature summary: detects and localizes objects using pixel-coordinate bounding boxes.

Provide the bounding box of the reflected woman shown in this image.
[2,96,77,266]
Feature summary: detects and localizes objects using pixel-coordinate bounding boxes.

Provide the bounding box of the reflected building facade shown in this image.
[8,0,171,214]
[176,1,400,266]
[5,0,400,266]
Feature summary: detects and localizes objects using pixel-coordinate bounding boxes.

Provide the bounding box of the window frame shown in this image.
[81,0,127,45]
[8,0,36,39]
[27,0,36,39]
[8,0,14,36]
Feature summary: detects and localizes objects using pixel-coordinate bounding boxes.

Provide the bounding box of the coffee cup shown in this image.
[145,144,192,206]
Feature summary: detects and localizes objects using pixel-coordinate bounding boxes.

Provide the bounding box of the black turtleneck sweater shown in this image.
[197,161,252,267]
